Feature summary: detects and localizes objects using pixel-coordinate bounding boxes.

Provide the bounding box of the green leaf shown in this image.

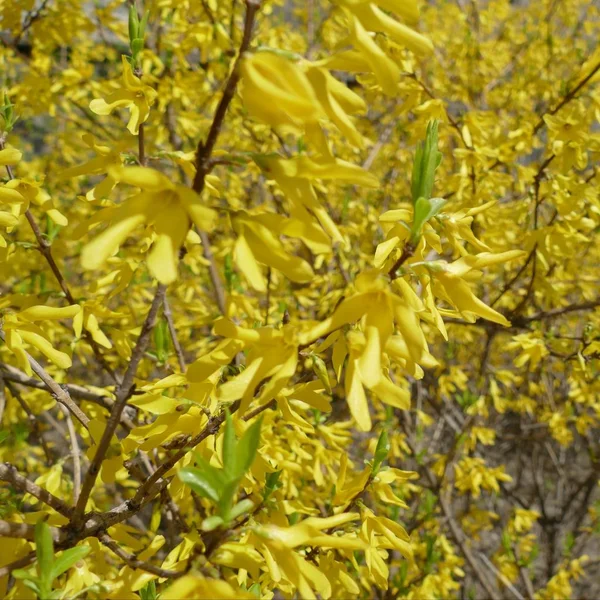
[139,580,157,600]
[201,515,225,531]
[229,498,254,521]
[232,417,263,478]
[263,470,282,501]
[153,318,169,363]
[410,197,447,243]
[178,465,223,503]
[22,579,42,596]
[50,545,91,580]
[131,38,145,60]
[139,10,150,38]
[248,583,261,598]
[222,410,237,477]
[217,477,241,521]
[128,4,139,42]
[411,120,442,205]
[12,569,37,581]
[311,355,331,394]
[372,429,390,474]
[34,519,54,584]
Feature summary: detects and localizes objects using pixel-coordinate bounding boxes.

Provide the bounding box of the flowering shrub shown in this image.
[0,0,599,598]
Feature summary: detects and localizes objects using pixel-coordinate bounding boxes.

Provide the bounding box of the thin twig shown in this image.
[0,519,61,542]
[0,329,90,430]
[73,284,167,524]
[99,533,183,578]
[0,463,72,517]
[478,552,525,600]
[162,296,186,372]
[532,60,600,134]
[191,0,260,195]
[0,363,135,430]
[0,138,118,383]
[4,380,53,464]
[60,405,81,503]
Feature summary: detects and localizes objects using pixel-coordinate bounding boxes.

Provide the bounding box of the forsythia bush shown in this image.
[0,0,598,598]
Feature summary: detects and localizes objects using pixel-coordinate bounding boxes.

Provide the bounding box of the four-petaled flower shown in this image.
[90,56,157,135]
[80,166,216,284]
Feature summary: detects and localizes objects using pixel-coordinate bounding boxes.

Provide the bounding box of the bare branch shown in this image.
[99,533,183,578]
[0,330,90,430]
[162,296,186,372]
[0,462,72,518]
[73,284,166,524]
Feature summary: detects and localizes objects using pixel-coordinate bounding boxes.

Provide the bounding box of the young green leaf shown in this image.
[411,120,442,205]
[178,465,222,503]
[410,197,447,243]
[229,498,254,521]
[263,470,282,501]
[139,10,150,39]
[372,429,391,474]
[50,545,91,581]
[201,515,225,531]
[34,519,54,586]
[139,580,158,600]
[128,4,139,42]
[231,417,263,478]
[222,409,237,477]
[217,477,242,522]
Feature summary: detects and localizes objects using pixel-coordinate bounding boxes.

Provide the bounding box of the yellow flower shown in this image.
[2,304,81,374]
[59,134,127,200]
[212,318,300,414]
[0,146,21,167]
[89,56,157,135]
[240,51,322,128]
[0,177,68,226]
[79,166,216,284]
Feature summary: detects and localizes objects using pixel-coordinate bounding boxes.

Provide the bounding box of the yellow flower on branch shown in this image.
[79,166,216,284]
[59,134,126,200]
[2,304,81,374]
[89,56,157,135]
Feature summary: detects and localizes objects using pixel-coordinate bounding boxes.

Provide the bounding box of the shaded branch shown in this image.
[0,330,90,430]
[0,462,72,518]
[73,284,167,524]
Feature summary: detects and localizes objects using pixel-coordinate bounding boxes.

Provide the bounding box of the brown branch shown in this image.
[0,138,118,384]
[4,380,53,464]
[0,330,90,430]
[0,363,135,430]
[60,405,81,503]
[0,462,73,518]
[199,229,227,314]
[533,60,600,134]
[191,0,260,195]
[388,243,415,279]
[0,552,37,578]
[13,0,52,45]
[73,284,167,524]
[188,1,260,314]
[99,533,184,578]
[0,519,61,542]
[163,296,186,372]
[511,299,600,327]
[242,398,276,421]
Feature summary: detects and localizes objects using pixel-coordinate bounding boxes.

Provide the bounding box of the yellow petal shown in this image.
[346,357,371,431]
[81,212,147,270]
[19,305,81,321]
[234,234,266,292]
[0,148,22,166]
[19,330,72,369]
[108,166,173,191]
